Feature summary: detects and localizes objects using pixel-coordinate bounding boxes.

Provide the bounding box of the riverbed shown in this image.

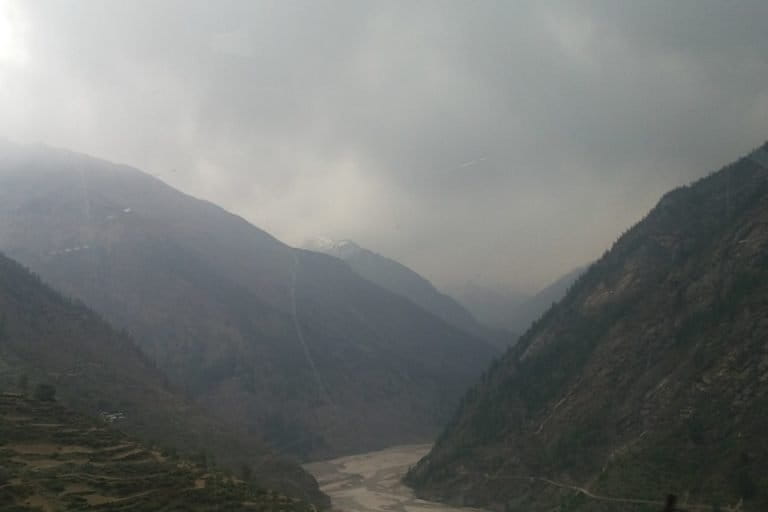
[304,444,482,512]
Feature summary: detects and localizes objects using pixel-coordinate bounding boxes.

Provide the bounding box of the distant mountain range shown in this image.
[303,237,514,348]
[450,266,585,337]
[406,142,768,511]
[0,141,498,462]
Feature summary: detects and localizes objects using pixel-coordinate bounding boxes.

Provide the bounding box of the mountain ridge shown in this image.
[303,237,513,348]
[406,142,768,511]
[0,141,498,461]
[449,264,585,337]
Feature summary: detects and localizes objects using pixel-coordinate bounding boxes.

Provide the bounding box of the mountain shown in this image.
[507,266,586,333]
[406,143,768,511]
[0,141,498,461]
[0,393,315,511]
[303,237,514,348]
[452,266,584,336]
[0,250,326,506]
[448,285,529,332]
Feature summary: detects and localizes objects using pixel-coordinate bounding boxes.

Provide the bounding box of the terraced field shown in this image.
[0,394,315,511]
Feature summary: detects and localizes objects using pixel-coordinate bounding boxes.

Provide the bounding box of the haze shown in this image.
[1,0,767,292]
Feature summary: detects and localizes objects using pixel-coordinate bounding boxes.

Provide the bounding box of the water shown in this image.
[304,444,484,512]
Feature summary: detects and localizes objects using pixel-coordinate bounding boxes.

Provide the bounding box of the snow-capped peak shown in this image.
[302,237,362,257]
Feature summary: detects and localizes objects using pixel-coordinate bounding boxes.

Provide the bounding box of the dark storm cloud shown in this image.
[1,0,767,291]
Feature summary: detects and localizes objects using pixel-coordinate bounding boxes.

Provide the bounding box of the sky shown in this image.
[1,0,767,292]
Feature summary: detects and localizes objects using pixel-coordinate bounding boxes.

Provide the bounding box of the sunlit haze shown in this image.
[1,0,767,292]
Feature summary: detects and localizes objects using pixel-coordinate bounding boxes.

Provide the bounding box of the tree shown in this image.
[33,383,56,402]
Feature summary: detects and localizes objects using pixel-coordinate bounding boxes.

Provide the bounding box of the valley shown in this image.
[0,143,498,461]
[306,444,484,512]
[2,3,767,512]
[406,145,768,511]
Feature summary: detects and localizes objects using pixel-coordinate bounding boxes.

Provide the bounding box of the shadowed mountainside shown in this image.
[451,265,584,337]
[0,141,498,461]
[507,265,586,334]
[406,143,768,511]
[303,238,514,349]
[0,250,327,506]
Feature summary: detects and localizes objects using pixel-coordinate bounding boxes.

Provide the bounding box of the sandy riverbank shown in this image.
[305,444,485,512]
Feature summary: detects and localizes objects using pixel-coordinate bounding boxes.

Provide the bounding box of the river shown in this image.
[304,444,483,512]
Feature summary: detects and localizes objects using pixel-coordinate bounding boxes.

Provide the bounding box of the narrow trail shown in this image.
[290,249,333,406]
[536,478,663,507]
[534,394,569,435]
[490,475,741,511]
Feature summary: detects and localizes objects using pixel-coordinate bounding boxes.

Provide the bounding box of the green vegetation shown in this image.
[0,394,315,512]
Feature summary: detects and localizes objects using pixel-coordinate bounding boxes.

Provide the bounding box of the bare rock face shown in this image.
[406,143,768,511]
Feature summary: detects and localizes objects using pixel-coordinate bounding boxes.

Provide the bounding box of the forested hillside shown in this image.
[406,144,768,511]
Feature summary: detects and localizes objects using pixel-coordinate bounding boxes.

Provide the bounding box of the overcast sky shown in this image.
[1,1,767,292]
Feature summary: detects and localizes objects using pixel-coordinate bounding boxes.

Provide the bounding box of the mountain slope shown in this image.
[0,393,315,511]
[0,142,498,460]
[448,285,529,333]
[303,238,513,348]
[507,265,586,333]
[406,143,768,511]
[0,250,327,506]
[452,266,584,336]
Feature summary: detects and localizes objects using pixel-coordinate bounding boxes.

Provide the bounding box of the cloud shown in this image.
[1,0,767,291]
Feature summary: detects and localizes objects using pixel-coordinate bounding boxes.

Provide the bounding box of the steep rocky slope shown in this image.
[0,142,497,460]
[0,393,316,511]
[304,238,513,348]
[0,250,327,506]
[406,143,768,511]
[505,266,585,335]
